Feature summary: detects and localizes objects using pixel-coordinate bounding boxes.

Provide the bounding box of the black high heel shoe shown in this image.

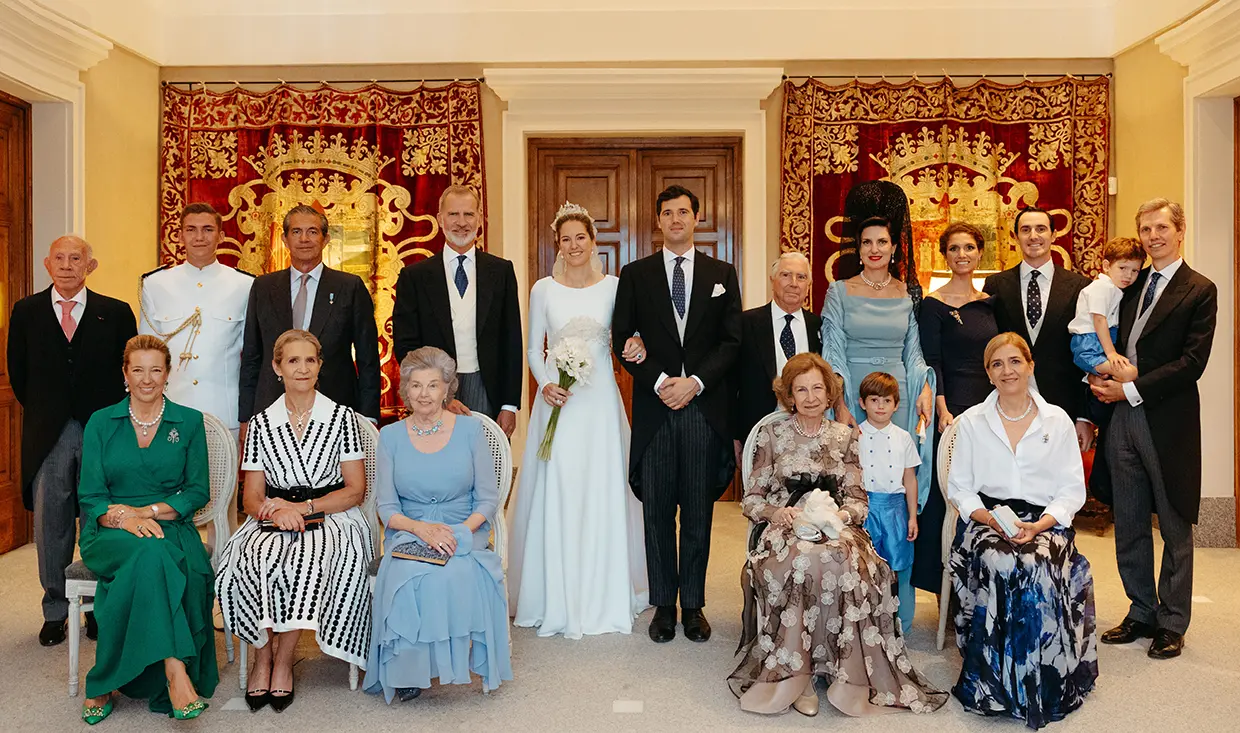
[244,688,270,712]
[268,688,294,713]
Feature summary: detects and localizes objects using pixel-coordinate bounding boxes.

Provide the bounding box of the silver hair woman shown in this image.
[399,347,459,409]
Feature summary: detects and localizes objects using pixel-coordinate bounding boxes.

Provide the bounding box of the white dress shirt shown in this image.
[442,246,517,415]
[858,420,920,494]
[947,389,1086,528]
[1019,259,1055,343]
[1067,273,1123,334]
[770,301,808,374]
[654,246,704,396]
[1122,257,1184,406]
[51,286,87,326]
[140,260,253,429]
[289,261,324,330]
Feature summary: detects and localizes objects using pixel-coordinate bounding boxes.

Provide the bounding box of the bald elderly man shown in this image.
[7,236,136,646]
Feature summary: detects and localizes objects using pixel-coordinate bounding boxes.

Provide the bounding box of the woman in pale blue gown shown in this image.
[821,216,936,628]
[363,347,512,703]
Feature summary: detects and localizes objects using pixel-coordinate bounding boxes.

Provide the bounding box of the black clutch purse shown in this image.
[257,511,325,532]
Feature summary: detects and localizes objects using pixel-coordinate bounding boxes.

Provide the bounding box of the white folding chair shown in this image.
[236,413,380,692]
[935,420,961,651]
[66,411,238,696]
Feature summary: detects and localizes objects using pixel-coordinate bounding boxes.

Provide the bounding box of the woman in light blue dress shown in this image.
[363,347,512,703]
[821,216,936,522]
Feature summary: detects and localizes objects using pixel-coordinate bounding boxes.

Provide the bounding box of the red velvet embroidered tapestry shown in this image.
[780,76,1110,312]
[159,82,486,416]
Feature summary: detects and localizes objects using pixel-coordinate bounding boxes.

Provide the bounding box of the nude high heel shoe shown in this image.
[793,684,820,716]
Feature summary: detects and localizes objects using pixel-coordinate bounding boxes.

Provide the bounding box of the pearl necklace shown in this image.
[996,397,1035,422]
[859,271,892,290]
[792,415,825,438]
[128,396,166,437]
[409,416,444,436]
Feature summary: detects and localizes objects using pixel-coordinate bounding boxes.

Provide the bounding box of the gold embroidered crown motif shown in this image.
[245,130,393,196]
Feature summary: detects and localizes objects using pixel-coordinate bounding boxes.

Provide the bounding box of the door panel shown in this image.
[528,137,743,499]
[0,91,31,554]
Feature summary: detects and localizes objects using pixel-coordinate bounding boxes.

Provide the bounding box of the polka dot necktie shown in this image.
[779,314,796,359]
[1026,270,1042,330]
[454,255,469,297]
[1139,271,1162,316]
[672,256,686,318]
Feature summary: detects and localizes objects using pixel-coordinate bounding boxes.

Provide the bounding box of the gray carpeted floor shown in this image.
[1,504,1237,732]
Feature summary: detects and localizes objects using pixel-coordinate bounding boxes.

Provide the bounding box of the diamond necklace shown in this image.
[859,271,892,290]
[129,396,166,437]
[408,414,444,436]
[996,397,1035,422]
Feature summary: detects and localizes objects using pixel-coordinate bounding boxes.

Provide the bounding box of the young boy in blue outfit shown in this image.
[857,371,921,635]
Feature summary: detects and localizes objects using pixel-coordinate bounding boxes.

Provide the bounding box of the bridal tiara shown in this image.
[551,201,593,231]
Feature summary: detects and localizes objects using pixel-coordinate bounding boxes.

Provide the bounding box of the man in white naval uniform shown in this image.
[140,203,253,438]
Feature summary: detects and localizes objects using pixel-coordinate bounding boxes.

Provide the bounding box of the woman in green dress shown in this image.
[77,335,217,723]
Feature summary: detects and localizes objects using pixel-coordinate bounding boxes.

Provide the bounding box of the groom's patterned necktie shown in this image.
[1026,270,1042,330]
[1139,271,1162,316]
[672,256,686,318]
[780,314,796,359]
[454,255,469,297]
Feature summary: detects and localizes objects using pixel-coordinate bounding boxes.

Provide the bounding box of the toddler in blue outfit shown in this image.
[1068,236,1145,383]
[857,371,921,636]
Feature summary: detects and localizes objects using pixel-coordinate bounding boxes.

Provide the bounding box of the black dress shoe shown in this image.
[682,608,712,643]
[648,605,676,643]
[1100,617,1156,644]
[396,687,422,703]
[1147,629,1184,659]
[84,612,98,641]
[268,688,294,713]
[39,620,67,647]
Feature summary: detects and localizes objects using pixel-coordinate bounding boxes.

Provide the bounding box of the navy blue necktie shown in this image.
[780,314,796,359]
[672,256,686,318]
[1026,270,1042,330]
[1139,271,1161,316]
[454,255,468,297]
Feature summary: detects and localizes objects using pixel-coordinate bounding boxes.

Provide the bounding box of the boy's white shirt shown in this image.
[857,420,920,495]
[1067,273,1124,334]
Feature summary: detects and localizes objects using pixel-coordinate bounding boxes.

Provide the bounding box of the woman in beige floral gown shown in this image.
[728,353,947,717]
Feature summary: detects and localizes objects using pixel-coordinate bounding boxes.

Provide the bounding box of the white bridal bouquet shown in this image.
[536,336,594,460]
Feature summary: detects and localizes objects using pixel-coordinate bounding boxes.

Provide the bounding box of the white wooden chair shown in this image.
[66,411,238,697]
[935,420,962,651]
[741,409,789,550]
[236,413,380,692]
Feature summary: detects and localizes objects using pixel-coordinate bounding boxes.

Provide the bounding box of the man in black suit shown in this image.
[983,206,1094,450]
[391,185,523,436]
[239,205,381,430]
[1092,199,1216,660]
[613,185,741,644]
[733,251,822,461]
[7,236,136,645]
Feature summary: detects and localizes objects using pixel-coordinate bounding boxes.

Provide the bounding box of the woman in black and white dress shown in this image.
[216,329,373,713]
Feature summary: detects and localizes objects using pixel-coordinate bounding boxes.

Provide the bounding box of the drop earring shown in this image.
[277,374,283,382]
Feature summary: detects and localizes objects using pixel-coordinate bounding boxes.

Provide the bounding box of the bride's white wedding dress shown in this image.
[507,275,649,638]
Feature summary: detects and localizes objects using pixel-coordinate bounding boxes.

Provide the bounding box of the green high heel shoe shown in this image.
[81,696,114,725]
[168,699,207,720]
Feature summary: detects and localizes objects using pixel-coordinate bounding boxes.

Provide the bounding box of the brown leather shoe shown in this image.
[1100,617,1156,645]
[1147,629,1184,659]
[682,608,711,642]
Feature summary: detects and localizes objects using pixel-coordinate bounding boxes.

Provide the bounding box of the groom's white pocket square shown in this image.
[711,283,726,298]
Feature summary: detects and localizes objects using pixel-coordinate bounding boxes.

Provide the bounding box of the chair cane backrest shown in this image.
[742,410,789,551]
[197,412,239,570]
[355,414,382,556]
[473,413,514,569]
[936,420,962,563]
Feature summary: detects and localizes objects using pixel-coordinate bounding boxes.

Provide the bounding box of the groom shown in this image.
[613,185,742,643]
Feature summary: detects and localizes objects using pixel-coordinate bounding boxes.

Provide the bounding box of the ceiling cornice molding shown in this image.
[0,0,111,100]
[1157,0,1240,72]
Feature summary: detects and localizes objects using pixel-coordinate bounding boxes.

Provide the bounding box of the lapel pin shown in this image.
[329,293,335,305]
[1042,433,1049,444]
[168,428,180,444]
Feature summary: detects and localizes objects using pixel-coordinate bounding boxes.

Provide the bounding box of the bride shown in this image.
[507,202,650,638]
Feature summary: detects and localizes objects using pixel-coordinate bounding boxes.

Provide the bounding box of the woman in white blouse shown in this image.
[946,332,1098,730]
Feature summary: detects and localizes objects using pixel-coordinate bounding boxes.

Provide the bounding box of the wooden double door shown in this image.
[0,91,31,554]
[527,136,743,499]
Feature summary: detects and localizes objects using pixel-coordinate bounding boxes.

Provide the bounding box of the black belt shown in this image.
[265,481,344,503]
[979,492,1047,520]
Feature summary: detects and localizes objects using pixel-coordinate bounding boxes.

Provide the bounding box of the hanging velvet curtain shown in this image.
[159,81,487,417]
[779,76,1110,312]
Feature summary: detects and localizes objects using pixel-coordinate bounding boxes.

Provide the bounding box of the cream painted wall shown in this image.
[1113,39,1187,232]
[80,46,160,312]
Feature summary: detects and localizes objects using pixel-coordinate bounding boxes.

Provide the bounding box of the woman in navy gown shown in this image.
[912,222,998,592]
